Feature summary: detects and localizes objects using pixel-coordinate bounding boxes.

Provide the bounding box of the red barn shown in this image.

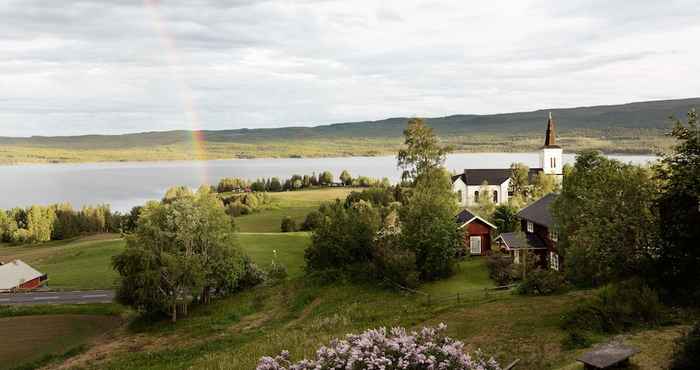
[456,209,497,255]
[0,260,48,292]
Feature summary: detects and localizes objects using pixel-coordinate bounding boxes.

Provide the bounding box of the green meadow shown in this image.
[0,187,692,370]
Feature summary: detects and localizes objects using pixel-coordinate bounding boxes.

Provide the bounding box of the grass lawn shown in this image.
[236,188,353,233]
[420,257,495,297]
[237,233,310,279]
[0,314,122,370]
[0,234,125,290]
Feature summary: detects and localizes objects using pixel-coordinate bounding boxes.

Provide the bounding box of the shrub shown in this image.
[517,269,569,295]
[280,216,296,232]
[561,278,664,348]
[256,324,500,370]
[485,254,514,285]
[372,225,420,288]
[671,321,700,370]
[267,250,288,281]
[238,256,266,289]
[300,210,323,231]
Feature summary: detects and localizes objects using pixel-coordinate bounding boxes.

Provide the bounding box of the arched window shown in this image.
[492,190,498,203]
[457,190,463,202]
[474,191,479,203]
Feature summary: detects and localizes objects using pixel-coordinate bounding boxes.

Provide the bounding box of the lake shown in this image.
[0,153,656,212]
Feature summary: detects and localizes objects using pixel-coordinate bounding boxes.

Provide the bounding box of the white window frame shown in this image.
[469,236,482,255]
[549,252,559,271]
[527,221,534,233]
[549,229,558,242]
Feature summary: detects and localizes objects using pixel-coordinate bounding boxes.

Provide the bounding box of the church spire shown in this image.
[544,112,556,147]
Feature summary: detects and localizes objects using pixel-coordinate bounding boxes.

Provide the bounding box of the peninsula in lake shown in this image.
[1,97,697,164]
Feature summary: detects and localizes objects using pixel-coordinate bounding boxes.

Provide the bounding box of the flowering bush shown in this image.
[256,323,501,370]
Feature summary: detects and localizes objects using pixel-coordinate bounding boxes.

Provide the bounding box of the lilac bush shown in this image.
[257,323,501,370]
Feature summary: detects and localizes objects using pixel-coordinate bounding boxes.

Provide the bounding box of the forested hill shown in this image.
[1,98,698,149]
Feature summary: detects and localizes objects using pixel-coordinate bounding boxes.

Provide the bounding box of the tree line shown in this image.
[0,203,121,244]
[216,170,390,193]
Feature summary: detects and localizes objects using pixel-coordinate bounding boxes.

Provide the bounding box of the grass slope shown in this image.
[236,188,352,233]
[0,234,124,290]
[0,314,121,370]
[2,98,697,164]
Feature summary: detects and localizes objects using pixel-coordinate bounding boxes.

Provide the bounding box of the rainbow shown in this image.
[144,0,209,185]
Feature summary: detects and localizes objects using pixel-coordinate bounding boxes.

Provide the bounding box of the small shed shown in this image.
[456,209,497,255]
[494,232,548,268]
[0,260,48,292]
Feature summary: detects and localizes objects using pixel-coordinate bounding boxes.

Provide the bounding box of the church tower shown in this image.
[540,112,563,180]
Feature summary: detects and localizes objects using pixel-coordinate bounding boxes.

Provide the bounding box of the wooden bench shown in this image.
[577,343,639,369]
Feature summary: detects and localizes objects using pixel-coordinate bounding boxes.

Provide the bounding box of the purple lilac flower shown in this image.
[256,324,501,370]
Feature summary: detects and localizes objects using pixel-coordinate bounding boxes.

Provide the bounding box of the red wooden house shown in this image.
[456,209,497,256]
[0,260,48,292]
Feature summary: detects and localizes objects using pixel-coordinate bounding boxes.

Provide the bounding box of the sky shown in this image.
[1,0,699,137]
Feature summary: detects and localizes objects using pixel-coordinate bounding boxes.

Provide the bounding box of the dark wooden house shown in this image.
[495,193,561,270]
[456,209,497,256]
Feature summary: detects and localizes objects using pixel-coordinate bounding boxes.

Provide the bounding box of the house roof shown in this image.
[496,232,547,250]
[452,168,544,186]
[517,193,558,228]
[0,260,45,291]
[456,209,497,229]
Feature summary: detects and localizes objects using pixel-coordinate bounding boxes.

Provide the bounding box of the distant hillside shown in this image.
[1,98,697,150]
[0,98,696,164]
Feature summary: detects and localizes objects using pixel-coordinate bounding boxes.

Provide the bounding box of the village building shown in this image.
[0,260,48,292]
[456,209,497,256]
[495,193,560,270]
[451,113,563,206]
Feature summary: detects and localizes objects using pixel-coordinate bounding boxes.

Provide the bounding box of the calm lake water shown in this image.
[0,153,656,212]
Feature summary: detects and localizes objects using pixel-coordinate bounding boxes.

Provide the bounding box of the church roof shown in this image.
[452,168,543,185]
[517,193,558,228]
[544,112,561,148]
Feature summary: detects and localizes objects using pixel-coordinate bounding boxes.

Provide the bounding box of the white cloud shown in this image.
[0,0,698,136]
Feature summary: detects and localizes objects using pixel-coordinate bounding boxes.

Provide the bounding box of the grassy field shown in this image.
[236,188,352,233]
[0,314,122,370]
[0,186,691,369]
[0,234,124,290]
[237,233,310,279]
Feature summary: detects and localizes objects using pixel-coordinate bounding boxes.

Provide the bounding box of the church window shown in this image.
[492,190,498,203]
[457,190,463,202]
[474,191,479,202]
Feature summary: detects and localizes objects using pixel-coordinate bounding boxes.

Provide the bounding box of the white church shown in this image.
[452,113,563,206]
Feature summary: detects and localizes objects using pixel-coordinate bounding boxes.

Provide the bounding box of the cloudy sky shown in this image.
[1,0,698,137]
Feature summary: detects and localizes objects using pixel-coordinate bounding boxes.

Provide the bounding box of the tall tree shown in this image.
[654,109,700,304]
[397,118,452,183]
[400,168,461,280]
[339,170,352,186]
[552,150,658,285]
[510,162,529,198]
[113,188,244,321]
[319,171,333,185]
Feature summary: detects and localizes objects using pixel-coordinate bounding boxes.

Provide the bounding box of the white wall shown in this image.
[540,147,563,175]
[452,178,468,206]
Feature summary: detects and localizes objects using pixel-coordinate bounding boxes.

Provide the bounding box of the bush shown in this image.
[561,279,664,348]
[256,324,500,370]
[517,269,569,295]
[485,254,514,285]
[372,225,420,288]
[671,322,700,370]
[238,256,266,289]
[280,216,296,232]
[300,210,323,231]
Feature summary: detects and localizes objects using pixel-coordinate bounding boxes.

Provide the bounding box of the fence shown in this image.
[390,281,517,306]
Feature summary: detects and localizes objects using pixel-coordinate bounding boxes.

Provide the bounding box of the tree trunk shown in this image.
[172,302,177,323]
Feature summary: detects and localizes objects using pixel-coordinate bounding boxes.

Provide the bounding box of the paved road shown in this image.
[0,290,115,305]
